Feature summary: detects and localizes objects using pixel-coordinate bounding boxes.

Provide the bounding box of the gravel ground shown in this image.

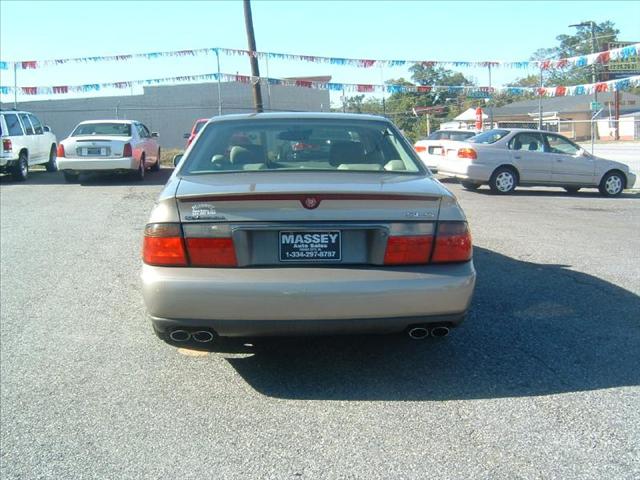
[1,169,639,479]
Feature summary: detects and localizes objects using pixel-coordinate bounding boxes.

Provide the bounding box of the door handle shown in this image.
[513,155,521,159]
[556,159,563,162]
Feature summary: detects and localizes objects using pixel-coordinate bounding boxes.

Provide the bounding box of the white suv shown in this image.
[0,110,58,181]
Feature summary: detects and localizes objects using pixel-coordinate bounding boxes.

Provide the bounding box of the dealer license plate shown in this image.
[279,230,341,262]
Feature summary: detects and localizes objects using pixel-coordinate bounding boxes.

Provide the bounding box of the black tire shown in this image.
[563,186,580,194]
[599,171,625,197]
[461,181,480,191]
[11,151,28,181]
[150,149,161,171]
[133,156,145,181]
[45,145,58,172]
[489,167,518,195]
[63,172,79,183]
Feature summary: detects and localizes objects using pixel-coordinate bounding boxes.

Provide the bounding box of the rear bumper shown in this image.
[439,160,492,182]
[0,154,19,167]
[142,261,476,336]
[57,156,138,171]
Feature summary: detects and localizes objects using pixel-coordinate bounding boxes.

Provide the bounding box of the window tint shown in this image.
[468,129,509,144]
[18,113,34,135]
[183,120,424,175]
[194,120,207,134]
[138,124,151,138]
[3,114,24,136]
[508,133,544,152]
[427,131,445,140]
[449,132,476,141]
[71,123,132,136]
[545,134,580,155]
[28,115,43,134]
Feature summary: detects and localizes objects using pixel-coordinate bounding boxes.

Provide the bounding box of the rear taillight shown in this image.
[2,139,12,152]
[457,148,477,160]
[432,222,473,263]
[143,224,188,266]
[414,145,426,153]
[143,223,238,267]
[56,144,65,157]
[123,143,133,157]
[384,236,433,265]
[383,221,472,265]
[186,238,237,267]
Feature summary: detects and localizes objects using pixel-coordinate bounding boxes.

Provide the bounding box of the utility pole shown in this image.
[538,67,543,130]
[570,21,598,143]
[487,64,493,129]
[243,0,263,113]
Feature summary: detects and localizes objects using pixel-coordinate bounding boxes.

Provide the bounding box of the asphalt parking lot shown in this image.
[1,169,639,479]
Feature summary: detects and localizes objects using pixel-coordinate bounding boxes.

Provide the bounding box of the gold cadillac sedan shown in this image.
[141,113,476,347]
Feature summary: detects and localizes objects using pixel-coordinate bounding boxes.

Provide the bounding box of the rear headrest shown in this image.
[329,141,365,166]
[513,140,522,150]
[528,142,538,151]
[230,145,263,165]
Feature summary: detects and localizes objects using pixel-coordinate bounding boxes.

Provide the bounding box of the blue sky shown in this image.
[1,0,639,105]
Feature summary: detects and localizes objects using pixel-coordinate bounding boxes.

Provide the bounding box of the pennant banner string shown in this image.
[1,73,638,97]
[0,43,638,71]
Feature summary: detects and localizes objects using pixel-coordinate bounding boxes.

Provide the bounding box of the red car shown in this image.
[183,119,208,148]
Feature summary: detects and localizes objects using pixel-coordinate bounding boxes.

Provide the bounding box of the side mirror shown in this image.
[183,133,190,139]
[43,125,51,132]
[173,154,184,167]
[151,132,159,138]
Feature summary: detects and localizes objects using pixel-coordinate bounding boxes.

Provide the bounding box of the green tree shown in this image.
[533,21,620,85]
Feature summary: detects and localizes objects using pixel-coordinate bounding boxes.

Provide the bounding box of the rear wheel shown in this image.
[599,171,625,197]
[45,145,58,172]
[563,186,580,194]
[134,156,145,181]
[461,181,480,191]
[63,172,79,183]
[489,167,517,194]
[151,149,161,171]
[11,152,28,181]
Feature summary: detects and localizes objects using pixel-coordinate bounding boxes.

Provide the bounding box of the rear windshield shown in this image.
[426,131,476,141]
[468,129,510,144]
[181,119,425,175]
[71,123,132,137]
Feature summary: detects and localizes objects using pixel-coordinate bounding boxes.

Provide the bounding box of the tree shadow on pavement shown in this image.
[0,168,172,187]
[220,247,640,401]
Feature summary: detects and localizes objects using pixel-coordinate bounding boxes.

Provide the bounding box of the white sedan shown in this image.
[438,128,636,197]
[57,120,160,182]
[414,129,478,172]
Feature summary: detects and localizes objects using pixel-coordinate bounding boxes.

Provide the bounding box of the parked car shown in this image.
[0,110,58,181]
[57,120,160,182]
[438,128,636,197]
[414,129,478,172]
[142,113,476,347]
[184,118,208,148]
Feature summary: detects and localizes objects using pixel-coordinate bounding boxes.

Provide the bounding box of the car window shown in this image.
[182,119,425,175]
[468,129,509,144]
[449,132,476,141]
[3,114,24,136]
[138,124,151,138]
[28,114,44,135]
[71,123,132,136]
[544,134,581,155]
[18,113,34,135]
[194,120,207,135]
[426,131,445,140]
[508,133,544,152]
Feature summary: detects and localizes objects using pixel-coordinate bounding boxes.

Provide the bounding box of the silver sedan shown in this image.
[141,113,476,347]
[438,128,636,196]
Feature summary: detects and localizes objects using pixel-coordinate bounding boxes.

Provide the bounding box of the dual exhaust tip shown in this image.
[408,326,450,339]
[169,329,215,343]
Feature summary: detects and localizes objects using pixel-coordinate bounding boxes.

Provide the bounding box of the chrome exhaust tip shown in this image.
[431,326,450,338]
[192,330,215,343]
[169,329,191,342]
[408,327,429,340]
